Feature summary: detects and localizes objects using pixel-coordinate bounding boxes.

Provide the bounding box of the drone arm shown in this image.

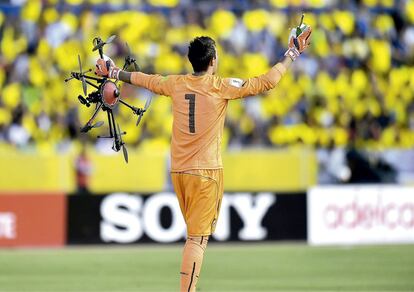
[80,103,103,132]
[107,110,114,138]
[84,79,100,90]
[133,62,140,71]
[119,99,140,114]
[122,63,128,72]
[110,110,117,140]
[83,74,104,82]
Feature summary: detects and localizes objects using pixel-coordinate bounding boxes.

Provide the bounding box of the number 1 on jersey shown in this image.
[185,94,196,133]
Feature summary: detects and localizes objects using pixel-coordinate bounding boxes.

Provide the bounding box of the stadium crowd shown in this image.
[0,0,414,182]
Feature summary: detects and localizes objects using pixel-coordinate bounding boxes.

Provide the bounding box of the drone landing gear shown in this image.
[96,107,128,163]
[80,103,104,133]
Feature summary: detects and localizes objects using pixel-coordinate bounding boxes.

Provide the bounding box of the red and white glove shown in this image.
[95,55,121,79]
[284,24,312,61]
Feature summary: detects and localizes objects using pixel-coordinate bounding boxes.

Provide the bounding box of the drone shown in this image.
[65,35,151,163]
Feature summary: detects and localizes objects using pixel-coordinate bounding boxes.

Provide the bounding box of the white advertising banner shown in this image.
[308,185,414,245]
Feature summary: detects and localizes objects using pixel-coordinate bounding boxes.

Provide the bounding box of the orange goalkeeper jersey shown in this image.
[131,64,286,172]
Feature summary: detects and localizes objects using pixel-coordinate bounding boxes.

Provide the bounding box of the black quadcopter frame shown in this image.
[64,35,151,163]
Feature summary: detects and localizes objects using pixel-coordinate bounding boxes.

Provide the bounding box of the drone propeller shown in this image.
[106,35,116,44]
[122,141,128,163]
[136,96,152,126]
[116,123,128,163]
[80,121,104,133]
[93,121,104,128]
[78,55,87,96]
[93,35,116,58]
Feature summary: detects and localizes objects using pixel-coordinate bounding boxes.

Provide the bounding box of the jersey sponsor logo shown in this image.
[228,78,244,88]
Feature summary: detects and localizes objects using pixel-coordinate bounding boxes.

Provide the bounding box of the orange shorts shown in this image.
[171,169,224,236]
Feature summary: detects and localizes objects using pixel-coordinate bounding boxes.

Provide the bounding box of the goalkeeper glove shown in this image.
[95,55,121,79]
[284,23,312,61]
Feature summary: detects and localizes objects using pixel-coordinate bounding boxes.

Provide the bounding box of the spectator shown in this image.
[75,146,92,195]
[0,1,413,184]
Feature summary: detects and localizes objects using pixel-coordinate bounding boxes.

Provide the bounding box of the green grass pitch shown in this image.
[0,243,413,291]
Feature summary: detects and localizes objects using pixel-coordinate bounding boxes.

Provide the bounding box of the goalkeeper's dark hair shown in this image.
[188,36,216,73]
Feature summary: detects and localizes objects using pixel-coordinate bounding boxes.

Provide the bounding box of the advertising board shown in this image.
[308,186,414,245]
[68,192,306,244]
[0,194,66,247]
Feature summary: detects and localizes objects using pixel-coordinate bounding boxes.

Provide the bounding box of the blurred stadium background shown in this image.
[0,0,414,291]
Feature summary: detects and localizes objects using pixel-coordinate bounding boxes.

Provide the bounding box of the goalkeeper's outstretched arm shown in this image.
[94,23,311,99]
[221,23,312,100]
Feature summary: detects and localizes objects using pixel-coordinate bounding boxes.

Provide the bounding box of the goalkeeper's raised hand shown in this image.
[95,56,121,79]
[284,21,312,61]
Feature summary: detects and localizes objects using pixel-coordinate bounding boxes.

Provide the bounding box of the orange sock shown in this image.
[180,236,208,292]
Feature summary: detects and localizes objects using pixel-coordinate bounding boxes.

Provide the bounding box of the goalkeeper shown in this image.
[95,22,311,292]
